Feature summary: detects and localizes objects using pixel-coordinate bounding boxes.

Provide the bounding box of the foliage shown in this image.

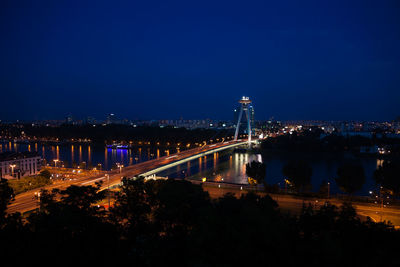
[0,178,14,220]
[1,124,234,145]
[261,131,400,156]
[8,175,52,194]
[245,160,266,184]
[319,179,329,196]
[374,160,400,195]
[282,160,312,191]
[110,177,151,239]
[1,179,400,266]
[25,182,117,263]
[39,169,51,179]
[335,162,366,195]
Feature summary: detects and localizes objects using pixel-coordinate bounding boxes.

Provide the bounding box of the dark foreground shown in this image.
[1,178,400,267]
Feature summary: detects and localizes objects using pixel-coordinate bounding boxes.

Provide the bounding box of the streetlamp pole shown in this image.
[327,182,330,199]
[116,163,123,173]
[284,179,289,194]
[380,186,383,222]
[10,164,16,177]
[106,174,110,209]
[34,192,41,212]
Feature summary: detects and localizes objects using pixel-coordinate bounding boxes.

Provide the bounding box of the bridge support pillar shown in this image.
[234,96,252,146]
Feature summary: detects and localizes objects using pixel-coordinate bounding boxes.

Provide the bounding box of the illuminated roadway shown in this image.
[8,138,400,227]
[7,140,250,214]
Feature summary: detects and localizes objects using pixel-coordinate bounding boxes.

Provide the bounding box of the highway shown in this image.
[201,182,400,227]
[7,140,248,214]
[8,138,400,228]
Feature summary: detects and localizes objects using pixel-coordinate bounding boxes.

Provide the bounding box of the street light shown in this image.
[116,163,123,173]
[34,191,41,211]
[53,159,59,167]
[105,174,110,209]
[9,164,16,177]
[327,182,330,199]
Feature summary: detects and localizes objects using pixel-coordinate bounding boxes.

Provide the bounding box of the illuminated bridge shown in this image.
[105,139,255,187]
[7,97,256,214]
[7,139,255,214]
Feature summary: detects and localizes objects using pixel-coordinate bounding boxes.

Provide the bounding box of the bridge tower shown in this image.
[234,96,252,144]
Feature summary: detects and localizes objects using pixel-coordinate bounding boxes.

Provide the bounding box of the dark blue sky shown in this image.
[1,0,399,121]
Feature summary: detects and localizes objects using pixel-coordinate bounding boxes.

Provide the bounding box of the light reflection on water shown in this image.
[159,151,262,185]
[158,150,384,196]
[0,141,176,171]
[1,141,385,195]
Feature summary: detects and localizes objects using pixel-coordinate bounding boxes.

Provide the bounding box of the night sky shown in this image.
[1,1,399,122]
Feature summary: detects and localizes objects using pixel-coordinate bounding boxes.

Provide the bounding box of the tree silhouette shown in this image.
[246,160,266,185]
[335,162,365,195]
[26,182,117,263]
[2,176,400,266]
[111,177,151,241]
[374,160,400,195]
[39,169,51,179]
[147,179,210,234]
[0,178,14,220]
[282,160,312,192]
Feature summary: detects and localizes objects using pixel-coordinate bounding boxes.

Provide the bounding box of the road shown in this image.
[12,138,397,227]
[9,149,400,228]
[7,140,247,214]
[201,182,400,227]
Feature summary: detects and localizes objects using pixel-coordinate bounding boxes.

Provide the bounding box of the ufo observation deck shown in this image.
[238,96,251,104]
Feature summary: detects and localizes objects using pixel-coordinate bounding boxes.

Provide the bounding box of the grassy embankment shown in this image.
[8,175,52,194]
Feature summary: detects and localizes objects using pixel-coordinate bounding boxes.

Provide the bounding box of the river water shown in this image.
[1,141,382,195]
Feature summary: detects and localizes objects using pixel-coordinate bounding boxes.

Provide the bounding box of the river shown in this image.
[1,141,382,195]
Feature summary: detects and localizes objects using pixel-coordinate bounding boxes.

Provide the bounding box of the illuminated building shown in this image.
[0,152,42,179]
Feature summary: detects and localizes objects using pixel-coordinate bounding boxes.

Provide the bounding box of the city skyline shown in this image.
[1,1,400,121]
[2,2,400,265]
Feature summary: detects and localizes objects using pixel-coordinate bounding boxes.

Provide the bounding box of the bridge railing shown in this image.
[138,141,248,177]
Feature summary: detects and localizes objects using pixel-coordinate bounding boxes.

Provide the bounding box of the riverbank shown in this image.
[198,182,400,227]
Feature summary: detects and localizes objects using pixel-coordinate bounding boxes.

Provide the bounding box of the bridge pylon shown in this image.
[234,96,252,145]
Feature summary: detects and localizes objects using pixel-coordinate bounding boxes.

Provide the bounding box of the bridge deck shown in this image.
[7,140,252,214]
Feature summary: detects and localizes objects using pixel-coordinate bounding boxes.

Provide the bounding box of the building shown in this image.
[106,113,116,124]
[0,152,42,179]
[85,116,96,124]
[65,114,73,124]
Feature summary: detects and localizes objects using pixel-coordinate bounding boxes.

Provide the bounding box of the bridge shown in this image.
[126,139,252,178]
[7,139,253,214]
[101,139,253,189]
[7,96,256,213]
[96,95,256,186]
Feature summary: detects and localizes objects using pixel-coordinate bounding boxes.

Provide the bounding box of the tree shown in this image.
[335,162,365,195]
[39,169,51,179]
[246,161,266,184]
[319,179,329,197]
[59,182,106,212]
[111,177,151,238]
[26,182,117,263]
[146,179,210,234]
[374,160,400,195]
[282,160,312,192]
[0,178,15,220]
